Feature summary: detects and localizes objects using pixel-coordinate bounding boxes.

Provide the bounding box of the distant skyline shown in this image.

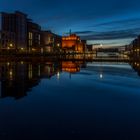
[1,0,140,47]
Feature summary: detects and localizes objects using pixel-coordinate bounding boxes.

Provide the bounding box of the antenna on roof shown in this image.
[69,29,71,35]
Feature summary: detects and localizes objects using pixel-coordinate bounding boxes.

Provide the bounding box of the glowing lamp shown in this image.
[9,43,13,47]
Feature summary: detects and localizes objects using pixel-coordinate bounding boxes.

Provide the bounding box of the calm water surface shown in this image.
[0,61,140,140]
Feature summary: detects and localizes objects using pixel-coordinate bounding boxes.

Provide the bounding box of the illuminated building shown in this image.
[41,30,62,53]
[15,11,27,50]
[0,11,42,53]
[62,34,86,53]
[128,36,140,60]
[27,21,41,53]
[0,12,16,50]
[0,11,27,50]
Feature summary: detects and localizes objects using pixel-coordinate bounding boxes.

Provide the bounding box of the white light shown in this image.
[57,72,60,79]
[100,73,103,79]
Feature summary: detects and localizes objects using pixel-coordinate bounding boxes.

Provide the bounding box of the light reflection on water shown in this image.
[0,60,140,140]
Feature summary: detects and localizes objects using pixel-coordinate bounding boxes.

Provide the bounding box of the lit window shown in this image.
[29,32,33,39]
[38,34,40,40]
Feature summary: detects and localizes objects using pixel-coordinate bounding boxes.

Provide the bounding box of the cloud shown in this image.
[64,31,93,35]
[73,31,93,35]
[80,28,140,40]
[90,18,140,30]
[92,43,101,46]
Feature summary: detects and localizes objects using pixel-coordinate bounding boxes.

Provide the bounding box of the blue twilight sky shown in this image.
[0,0,140,47]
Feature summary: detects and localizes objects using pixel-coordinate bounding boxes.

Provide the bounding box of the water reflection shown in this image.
[0,60,140,140]
[130,61,140,76]
[0,60,140,100]
[0,61,85,100]
[0,61,57,99]
[62,61,80,73]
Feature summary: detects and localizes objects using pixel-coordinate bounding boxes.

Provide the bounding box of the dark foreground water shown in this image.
[0,61,140,140]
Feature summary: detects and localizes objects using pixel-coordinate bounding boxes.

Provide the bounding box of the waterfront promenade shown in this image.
[0,54,129,62]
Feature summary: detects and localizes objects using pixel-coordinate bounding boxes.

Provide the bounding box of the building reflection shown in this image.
[130,61,140,76]
[40,62,61,78]
[61,61,86,79]
[0,60,86,100]
[0,61,61,99]
[62,61,80,73]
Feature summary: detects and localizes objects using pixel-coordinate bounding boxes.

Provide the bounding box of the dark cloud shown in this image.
[73,31,93,34]
[67,31,93,35]
[90,18,140,31]
[79,28,140,40]
[92,43,101,46]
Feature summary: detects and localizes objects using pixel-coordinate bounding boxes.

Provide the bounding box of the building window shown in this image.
[29,40,32,46]
[38,34,40,40]
[29,32,33,39]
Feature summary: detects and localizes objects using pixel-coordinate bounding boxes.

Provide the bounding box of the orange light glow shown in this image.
[62,61,80,73]
[62,34,85,53]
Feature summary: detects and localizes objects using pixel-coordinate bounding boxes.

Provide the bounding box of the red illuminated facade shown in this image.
[62,34,86,53]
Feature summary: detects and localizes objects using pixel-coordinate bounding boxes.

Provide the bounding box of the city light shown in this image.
[57,72,60,79]
[20,61,24,64]
[32,48,36,51]
[57,43,60,47]
[100,73,103,79]
[9,43,13,47]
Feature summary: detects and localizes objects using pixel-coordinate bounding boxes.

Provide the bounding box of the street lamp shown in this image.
[9,43,13,47]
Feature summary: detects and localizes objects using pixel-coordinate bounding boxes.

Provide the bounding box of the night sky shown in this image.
[1,0,140,47]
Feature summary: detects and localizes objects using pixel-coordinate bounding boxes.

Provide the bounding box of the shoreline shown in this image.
[0,55,130,62]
